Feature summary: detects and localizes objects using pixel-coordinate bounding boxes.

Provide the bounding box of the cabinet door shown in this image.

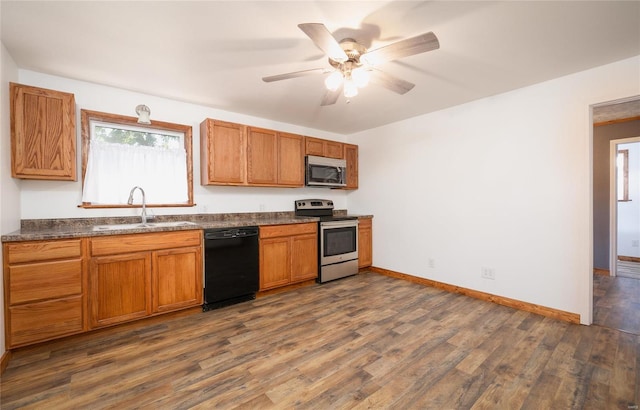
[90,252,151,328]
[247,127,278,185]
[344,143,358,189]
[200,119,246,185]
[278,132,304,186]
[325,140,344,159]
[358,219,373,269]
[290,233,318,282]
[10,83,76,180]
[304,136,344,159]
[259,237,290,290]
[153,246,203,313]
[305,137,325,156]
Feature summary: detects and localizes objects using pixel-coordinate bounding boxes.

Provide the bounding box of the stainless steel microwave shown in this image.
[305,155,346,188]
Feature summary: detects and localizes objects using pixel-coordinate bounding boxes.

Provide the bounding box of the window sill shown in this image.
[78,203,196,209]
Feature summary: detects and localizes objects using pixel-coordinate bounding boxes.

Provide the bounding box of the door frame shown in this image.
[590,94,640,325]
[609,136,640,277]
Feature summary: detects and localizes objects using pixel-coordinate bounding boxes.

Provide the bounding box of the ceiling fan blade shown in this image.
[298,23,348,62]
[361,32,439,66]
[321,84,343,106]
[369,69,415,95]
[262,68,328,82]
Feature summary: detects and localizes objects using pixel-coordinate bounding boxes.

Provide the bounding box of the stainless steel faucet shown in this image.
[127,186,147,224]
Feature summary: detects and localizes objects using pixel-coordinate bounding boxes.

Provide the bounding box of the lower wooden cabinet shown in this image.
[358,218,373,269]
[153,246,203,313]
[3,238,86,348]
[89,230,203,329]
[90,252,152,328]
[3,231,204,348]
[259,223,318,290]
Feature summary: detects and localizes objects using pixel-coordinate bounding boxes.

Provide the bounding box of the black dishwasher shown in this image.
[203,226,259,311]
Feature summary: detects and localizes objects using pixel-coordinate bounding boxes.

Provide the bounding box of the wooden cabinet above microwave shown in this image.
[304,137,344,159]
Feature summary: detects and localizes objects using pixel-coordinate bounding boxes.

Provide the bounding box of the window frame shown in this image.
[80,109,194,208]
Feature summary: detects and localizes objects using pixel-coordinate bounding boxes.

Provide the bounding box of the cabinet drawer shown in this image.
[9,296,84,347]
[259,223,317,239]
[9,259,83,305]
[6,239,82,264]
[91,230,202,256]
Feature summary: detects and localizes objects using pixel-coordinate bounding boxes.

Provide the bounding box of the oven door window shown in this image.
[310,165,343,184]
[323,226,356,257]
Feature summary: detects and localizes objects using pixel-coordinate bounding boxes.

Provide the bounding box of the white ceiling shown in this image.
[2,1,639,134]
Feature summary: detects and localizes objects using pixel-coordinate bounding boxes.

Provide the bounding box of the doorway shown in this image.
[591,95,640,334]
[610,138,640,279]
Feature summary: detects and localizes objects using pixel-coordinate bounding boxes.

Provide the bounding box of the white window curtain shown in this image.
[82,141,188,204]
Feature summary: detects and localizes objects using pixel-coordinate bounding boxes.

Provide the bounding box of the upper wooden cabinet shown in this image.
[247,127,304,187]
[200,118,355,189]
[305,136,344,159]
[277,132,305,186]
[343,143,359,190]
[201,119,305,188]
[10,83,76,180]
[200,119,246,185]
[247,127,278,185]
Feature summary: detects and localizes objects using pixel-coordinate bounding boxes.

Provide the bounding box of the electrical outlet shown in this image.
[632,239,639,248]
[428,258,435,268]
[481,267,496,280]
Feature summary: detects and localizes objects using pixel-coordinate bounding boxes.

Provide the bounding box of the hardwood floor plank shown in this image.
[2,272,639,409]
[609,331,639,408]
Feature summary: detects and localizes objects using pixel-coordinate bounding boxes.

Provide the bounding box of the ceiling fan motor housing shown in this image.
[329,38,367,73]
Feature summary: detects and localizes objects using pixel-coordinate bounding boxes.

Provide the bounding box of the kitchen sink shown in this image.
[92,221,199,231]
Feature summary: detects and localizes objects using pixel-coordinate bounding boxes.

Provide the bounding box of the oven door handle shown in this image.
[320,220,359,228]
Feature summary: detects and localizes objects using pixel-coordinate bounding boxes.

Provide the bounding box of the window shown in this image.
[81,110,194,207]
[617,149,629,202]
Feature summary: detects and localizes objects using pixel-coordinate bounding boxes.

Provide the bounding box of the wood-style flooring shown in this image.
[594,273,640,335]
[2,272,639,409]
[617,260,640,280]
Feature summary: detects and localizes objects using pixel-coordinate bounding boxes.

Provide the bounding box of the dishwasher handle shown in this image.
[204,227,259,240]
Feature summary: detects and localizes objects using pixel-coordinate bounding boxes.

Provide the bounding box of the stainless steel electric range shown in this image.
[294,199,359,283]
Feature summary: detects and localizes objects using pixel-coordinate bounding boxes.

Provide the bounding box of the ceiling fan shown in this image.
[262,23,440,106]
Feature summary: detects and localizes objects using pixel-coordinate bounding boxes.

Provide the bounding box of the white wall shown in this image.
[348,56,640,325]
[16,70,350,220]
[618,141,640,257]
[1,43,21,357]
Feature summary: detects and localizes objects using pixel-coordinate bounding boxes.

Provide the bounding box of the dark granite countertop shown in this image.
[1,212,373,242]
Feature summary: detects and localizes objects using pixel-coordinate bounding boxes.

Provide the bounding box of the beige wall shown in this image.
[1,43,21,357]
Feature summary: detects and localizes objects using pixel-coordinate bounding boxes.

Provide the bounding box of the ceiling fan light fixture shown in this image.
[352,68,370,88]
[324,71,343,91]
[343,79,358,98]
